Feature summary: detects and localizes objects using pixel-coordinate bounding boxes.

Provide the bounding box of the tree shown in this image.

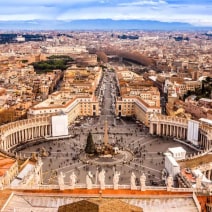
[85,132,96,154]
[31,55,73,74]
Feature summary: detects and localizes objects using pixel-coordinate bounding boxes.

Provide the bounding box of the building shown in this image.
[115,69,161,126]
[28,66,102,123]
[58,198,142,212]
[167,147,186,161]
[41,45,88,55]
[28,93,100,123]
[10,157,43,188]
[149,114,212,151]
[0,189,203,211]
[0,152,18,187]
[165,154,180,178]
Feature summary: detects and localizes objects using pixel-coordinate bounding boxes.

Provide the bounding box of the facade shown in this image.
[41,46,88,55]
[0,154,43,189]
[116,96,161,127]
[28,66,102,123]
[163,77,202,98]
[0,116,51,152]
[115,69,161,126]
[184,98,212,120]
[0,153,18,187]
[168,147,186,161]
[165,154,180,178]
[149,115,212,151]
[10,157,43,187]
[28,94,100,123]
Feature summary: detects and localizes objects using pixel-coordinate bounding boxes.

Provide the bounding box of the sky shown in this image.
[0,0,211,26]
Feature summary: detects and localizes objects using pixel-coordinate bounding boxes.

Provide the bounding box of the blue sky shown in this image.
[0,0,211,26]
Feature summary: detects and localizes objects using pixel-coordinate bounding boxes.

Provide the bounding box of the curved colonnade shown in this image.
[0,116,51,152]
[0,115,211,154]
[150,115,212,151]
[150,115,212,183]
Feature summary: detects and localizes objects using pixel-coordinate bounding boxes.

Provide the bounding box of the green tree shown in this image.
[85,132,96,154]
[31,55,74,74]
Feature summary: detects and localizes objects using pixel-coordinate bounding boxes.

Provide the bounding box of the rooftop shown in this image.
[0,153,16,177]
[168,147,186,154]
[1,189,198,212]
[179,154,212,169]
[58,198,142,212]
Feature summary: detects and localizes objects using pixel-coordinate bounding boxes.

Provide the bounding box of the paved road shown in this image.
[98,70,117,125]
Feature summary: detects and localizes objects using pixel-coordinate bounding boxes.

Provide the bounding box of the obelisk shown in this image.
[103,120,108,146]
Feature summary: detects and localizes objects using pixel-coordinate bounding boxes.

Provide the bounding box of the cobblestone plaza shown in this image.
[18,117,195,186]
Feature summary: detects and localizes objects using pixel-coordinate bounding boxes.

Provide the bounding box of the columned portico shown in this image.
[0,116,52,152]
[149,115,212,152]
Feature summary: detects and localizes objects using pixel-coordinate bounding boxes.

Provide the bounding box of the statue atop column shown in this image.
[207,184,212,195]
[140,173,146,191]
[86,171,93,189]
[166,175,173,191]
[98,169,106,190]
[130,172,137,190]
[113,171,120,190]
[37,156,43,167]
[70,172,77,189]
[58,171,65,190]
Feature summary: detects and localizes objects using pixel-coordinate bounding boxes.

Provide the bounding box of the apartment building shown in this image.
[115,69,161,126]
[28,66,102,123]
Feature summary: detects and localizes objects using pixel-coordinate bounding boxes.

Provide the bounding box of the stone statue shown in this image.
[207,184,212,195]
[140,173,146,191]
[166,175,173,191]
[98,169,105,190]
[37,157,43,166]
[86,171,93,189]
[113,171,120,190]
[58,172,65,190]
[131,172,136,190]
[70,172,77,189]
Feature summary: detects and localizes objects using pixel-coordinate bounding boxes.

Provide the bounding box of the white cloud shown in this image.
[0,5,59,20]
[0,0,98,5]
[57,4,212,26]
[0,0,211,26]
[119,0,167,6]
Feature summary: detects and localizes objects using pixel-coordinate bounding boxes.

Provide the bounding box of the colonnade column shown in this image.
[163,124,165,135]
[31,127,34,139]
[149,122,154,134]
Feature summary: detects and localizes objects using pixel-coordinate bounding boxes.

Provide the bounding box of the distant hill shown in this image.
[0,19,210,31]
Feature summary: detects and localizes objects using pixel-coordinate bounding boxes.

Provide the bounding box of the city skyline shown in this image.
[0,0,211,27]
[0,23,212,210]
